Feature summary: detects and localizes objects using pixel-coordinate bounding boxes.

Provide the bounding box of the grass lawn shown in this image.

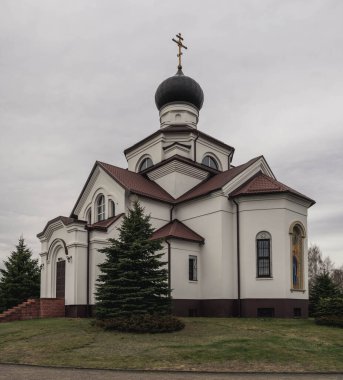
[0,317,342,372]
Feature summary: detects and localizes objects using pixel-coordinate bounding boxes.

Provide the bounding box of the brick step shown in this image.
[0,298,65,323]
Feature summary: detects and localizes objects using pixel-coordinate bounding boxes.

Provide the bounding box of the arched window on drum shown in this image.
[96,194,105,222]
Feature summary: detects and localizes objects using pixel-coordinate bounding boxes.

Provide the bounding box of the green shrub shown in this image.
[314,296,343,328]
[95,314,185,333]
[315,315,343,328]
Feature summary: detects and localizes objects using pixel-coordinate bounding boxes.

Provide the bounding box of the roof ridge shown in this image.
[175,155,262,203]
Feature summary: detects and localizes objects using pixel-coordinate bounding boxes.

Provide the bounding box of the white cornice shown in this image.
[232,193,310,213]
[38,220,65,241]
[66,242,88,249]
[67,226,87,234]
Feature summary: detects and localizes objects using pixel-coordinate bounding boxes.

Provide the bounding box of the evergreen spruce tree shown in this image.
[96,201,171,321]
[309,271,340,316]
[0,237,40,312]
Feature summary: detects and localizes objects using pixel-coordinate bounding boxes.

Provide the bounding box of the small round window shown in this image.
[139,157,153,171]
[202,155,218,169]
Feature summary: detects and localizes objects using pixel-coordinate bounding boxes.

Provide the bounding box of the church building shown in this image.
[37,36,315,318]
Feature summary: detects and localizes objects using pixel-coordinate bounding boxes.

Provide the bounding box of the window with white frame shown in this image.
[256,231,272,278]
[97,195,105,221]
[189,255,198,281]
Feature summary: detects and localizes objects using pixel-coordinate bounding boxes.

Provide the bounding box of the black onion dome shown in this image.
[155,69,204,111]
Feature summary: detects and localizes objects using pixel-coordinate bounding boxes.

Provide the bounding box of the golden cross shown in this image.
[172,33,188,70]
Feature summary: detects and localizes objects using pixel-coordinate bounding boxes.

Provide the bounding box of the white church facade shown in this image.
[37,50,315,318]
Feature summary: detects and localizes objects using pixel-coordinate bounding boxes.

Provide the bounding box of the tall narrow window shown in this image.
[97,195,105,221]
[189,256,198,281]
[290,224,305,290]
[109,200,116,218]
[256,231,271,278]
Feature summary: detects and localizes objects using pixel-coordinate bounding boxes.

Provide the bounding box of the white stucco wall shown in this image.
[169,240,201,299]
[154,171,203,198]
[175,194,235,300]
[236,194,309,300]
[77,167,126,223]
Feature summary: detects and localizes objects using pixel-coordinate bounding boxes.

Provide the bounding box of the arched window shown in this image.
[109,200,116,218]
[139,157,153,171]
[97,195,105,221]
[256,231,272,278]
[86,208,92,225]
[290,223,305,290]
[202,155,218,170]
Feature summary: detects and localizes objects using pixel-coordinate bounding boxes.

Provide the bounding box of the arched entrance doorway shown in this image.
[56,260,66,298]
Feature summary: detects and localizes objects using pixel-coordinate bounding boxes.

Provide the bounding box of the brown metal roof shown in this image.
[86,213,124,231]
[98,161,175,203]
[230,171,315,205]
[151,219,204,243]
[175,156,262,203]
[37,216,86,238]
[70,156,268,217]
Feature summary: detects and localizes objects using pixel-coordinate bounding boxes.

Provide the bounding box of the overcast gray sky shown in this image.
[0,0,342,267]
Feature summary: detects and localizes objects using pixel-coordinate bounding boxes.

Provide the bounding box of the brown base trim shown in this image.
[241,298,309,318]
[65,298,309,318]
[65,305,89,318]
[172,298,308,318]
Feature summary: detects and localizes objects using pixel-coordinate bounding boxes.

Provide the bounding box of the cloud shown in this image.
[0,0,342,267]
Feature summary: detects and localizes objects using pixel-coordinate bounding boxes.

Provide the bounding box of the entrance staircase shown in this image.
[0,298,65,323]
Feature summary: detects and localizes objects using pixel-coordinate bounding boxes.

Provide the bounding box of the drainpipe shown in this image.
[233,199,241,317]
[86,227,90,317]
[167,204,174,296]
[166,240,171,295]
[193,130,200,162]
[170,204,174,221]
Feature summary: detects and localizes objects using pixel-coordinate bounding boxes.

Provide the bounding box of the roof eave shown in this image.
[230,190,315,207]
[151,234,204,244]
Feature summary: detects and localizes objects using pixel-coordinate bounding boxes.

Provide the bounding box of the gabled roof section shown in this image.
[142,154,219,175]
[98,161,175,203]
[151,219,204,243]
[70,161,175,217]
[124,125,235,156]
[230,171,315,206]
[37,216,86,238]
[86,213,124,231]
[175,156,262,203]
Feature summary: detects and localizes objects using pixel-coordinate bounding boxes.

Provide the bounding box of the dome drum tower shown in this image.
[155,68,204,130]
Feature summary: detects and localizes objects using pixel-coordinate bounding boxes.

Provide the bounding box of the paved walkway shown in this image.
[0,364,342,380]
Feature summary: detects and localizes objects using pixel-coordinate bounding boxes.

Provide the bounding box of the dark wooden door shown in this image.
[56,261,66,298]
